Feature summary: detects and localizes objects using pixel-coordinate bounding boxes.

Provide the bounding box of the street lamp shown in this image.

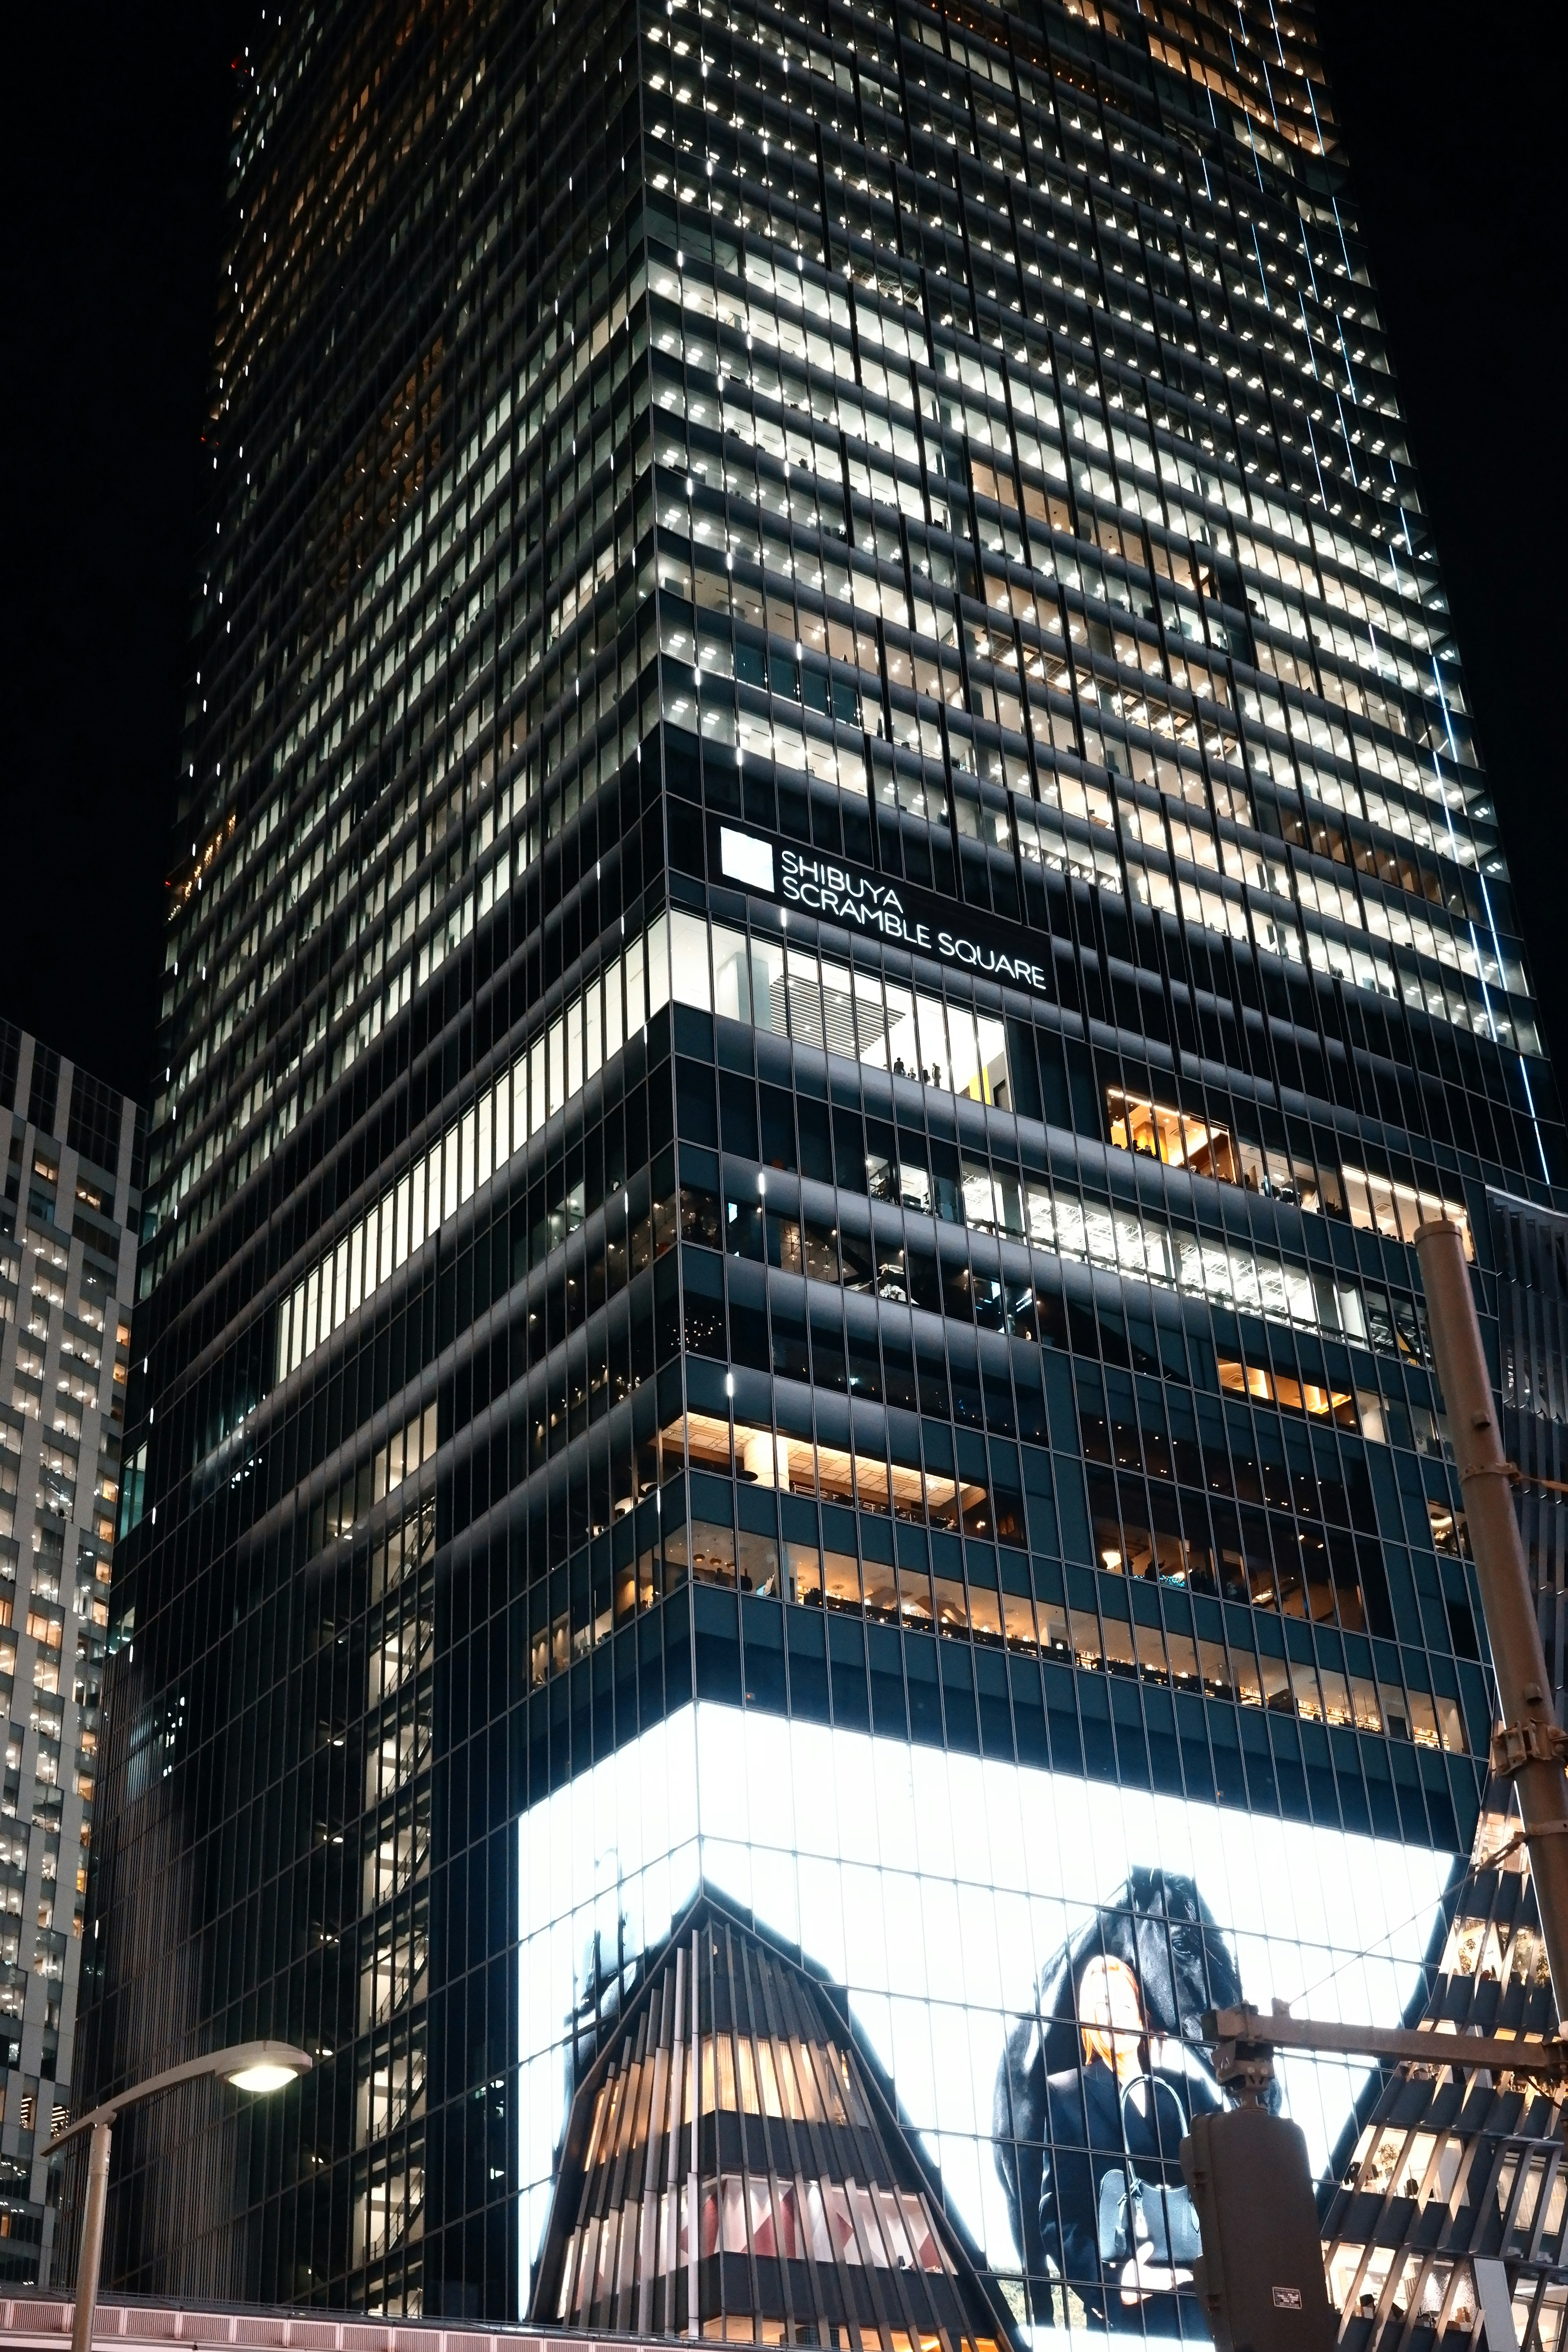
[47,2039,312,2352]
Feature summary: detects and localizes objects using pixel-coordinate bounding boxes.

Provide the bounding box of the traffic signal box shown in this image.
[1182,2105,1337,2352]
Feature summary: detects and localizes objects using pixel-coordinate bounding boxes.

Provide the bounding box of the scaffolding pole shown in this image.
[1415,1216,1568,2022]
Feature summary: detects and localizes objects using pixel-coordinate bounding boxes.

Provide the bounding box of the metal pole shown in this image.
[69,2121,111,2352]
[1415,1217,1568,2019]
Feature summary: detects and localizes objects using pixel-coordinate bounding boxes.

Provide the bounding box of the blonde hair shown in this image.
[1077,1953,1145,2078]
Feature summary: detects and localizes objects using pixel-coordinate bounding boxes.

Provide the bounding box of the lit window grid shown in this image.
[637,298,1526,1030]
[653,19,1372,545]
[149,310,652,1267]
[276,913,670,1382]
[430,1095,1473,1747]
[560,1404,1470,1752]
[667,1234,1430,1632]
[637,265,1449,771]
[639,381,1523,1016]
[156,644,1504,1317]
[270,908,1486,1768]
[278,895,1452,1412]
[162,46,1532,1279]
[129,0,1542,1637]
[307,999,1461,1655]
[685,911,1445,1353]
[101,0,1561,2305]
[641,41,1510,789]
[0,1090,134,2275]
[158,620,1520,1281]
[145,548,652,1283]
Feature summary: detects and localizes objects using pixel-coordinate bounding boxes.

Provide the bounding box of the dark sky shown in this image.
[3,3,1562,1111]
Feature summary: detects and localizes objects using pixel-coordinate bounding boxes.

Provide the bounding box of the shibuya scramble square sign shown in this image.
[720,825,1055,996]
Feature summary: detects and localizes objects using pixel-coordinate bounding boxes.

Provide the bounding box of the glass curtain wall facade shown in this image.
[76,0,1568,2335]
[0,1025,140,2286]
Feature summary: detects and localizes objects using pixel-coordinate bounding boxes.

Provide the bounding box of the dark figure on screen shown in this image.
[1038,1950,1224,2325]
[994,1866,1272,2326]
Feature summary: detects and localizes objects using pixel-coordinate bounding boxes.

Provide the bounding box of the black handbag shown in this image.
[1095,2074,1205,2270]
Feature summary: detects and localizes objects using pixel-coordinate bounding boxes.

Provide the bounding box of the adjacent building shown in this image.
[76,0,1568,2335]
[0,1027,139,2284]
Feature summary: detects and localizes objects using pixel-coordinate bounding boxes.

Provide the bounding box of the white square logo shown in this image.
[719,827,776,894]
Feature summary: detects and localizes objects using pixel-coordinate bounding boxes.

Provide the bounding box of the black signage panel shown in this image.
[714,822,1055,998]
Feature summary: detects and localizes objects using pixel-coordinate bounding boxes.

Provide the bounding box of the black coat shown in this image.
[993,1866,1277,2300]
[1039,2049,1226,2329]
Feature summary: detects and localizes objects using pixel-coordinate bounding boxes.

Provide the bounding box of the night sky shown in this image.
[4,3,1561,1116]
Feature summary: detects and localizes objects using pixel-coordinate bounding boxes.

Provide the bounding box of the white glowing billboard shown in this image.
[520,1702,1454,2337]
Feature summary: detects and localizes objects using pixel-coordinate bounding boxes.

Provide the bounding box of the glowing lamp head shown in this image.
[227,2059,303,2094]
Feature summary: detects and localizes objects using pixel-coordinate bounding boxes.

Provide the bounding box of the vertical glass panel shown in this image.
[670,910,712,1010]
[820,960,856,1058]
[1290,1659,1323,1720]
[915,992,949,1089]
[1408,1690,1441,1750]
[646,913,670,1013]
[1320,1664,1353,1726]
[751,937,788,1035]
[626,933,646,1029]
[1380,1680,1411,1739]
[712,924,753,1022]
[886,984,920,1078]
[547,1020,565,1117]
[413,1145,432,1247]
[862,1557,898,1621]
[1164,1627,1199,1688]
[1001,1588,1035,1647]
[932,1574,969,1634]
[1435,1694,1467,1754]
[976,1012,1010,1105]
[784,1542,822,1604]
[568,1000,584,1098]
[899,1566,934,1628]
[786,947,824,1047]
[822,1550,860,1608]
[1067,1603,1101,1667]
[961,1164,997,1229]
[460,1104,478,1203]
[947,1004,983,1098]
[969,1585,1004,1644]
[1232,1644,1264,1708]
[853,968,888,1068]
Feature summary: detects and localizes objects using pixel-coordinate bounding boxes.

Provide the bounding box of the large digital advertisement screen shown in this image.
[520,1702,1456,2340]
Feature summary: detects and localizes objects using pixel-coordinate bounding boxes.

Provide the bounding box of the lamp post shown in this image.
[46,2039,312,2352]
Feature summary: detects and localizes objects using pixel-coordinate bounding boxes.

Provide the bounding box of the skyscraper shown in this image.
[0,1025,139,2286]
[79,0,1566,2332]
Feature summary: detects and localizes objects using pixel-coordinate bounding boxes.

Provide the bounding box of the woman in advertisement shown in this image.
[1038,1949,1225,2327]
[995,1867,1263,2330]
